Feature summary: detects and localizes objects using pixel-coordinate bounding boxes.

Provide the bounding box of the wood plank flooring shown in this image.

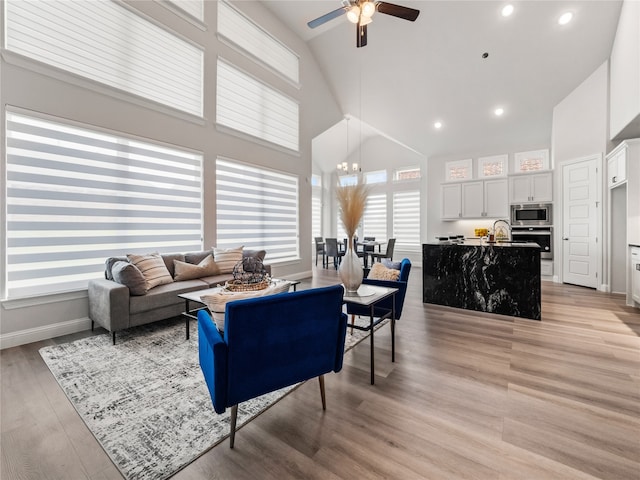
[2,267,639,479]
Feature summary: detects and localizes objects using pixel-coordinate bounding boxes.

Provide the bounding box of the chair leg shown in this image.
[229,404,238,448]
[91,320,94,331]
[112,331,116,345]
[350,314,355,335]
[318,375,326,410]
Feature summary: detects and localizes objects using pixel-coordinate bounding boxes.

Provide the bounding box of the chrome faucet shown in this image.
[493,219,511,242]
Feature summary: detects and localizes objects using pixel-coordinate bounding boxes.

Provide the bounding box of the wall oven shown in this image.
[511,203,552,226]
[511,227,553,259]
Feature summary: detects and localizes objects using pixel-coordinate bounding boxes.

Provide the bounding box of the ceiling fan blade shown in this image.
[307,7,348,28]
[357,23,368,48]
[376,2,420,21]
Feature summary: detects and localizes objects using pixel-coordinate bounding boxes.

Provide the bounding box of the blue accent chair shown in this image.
[198,284,347,448]
[346,258,411,359]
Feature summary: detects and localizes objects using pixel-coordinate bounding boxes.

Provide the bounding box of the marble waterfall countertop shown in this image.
[422,241,541,320]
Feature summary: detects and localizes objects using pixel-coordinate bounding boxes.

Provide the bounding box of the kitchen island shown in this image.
[423,239,541,320]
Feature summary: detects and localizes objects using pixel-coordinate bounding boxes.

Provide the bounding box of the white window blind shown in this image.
[312,186,322,242]
[5,0,203,116]
[365,170,387,184]
[218,0,299,84]
[393,191,421,252]
[362,194,387,243]
[217,59,299,151]
[168,0,204,21]
[216,158,299,263]
[5,111,203,299]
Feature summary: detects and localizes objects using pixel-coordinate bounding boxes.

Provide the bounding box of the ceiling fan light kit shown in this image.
[307,0,420,48]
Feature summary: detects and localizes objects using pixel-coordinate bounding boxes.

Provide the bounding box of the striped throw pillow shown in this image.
[213,246,244,274]
[126,253,173,290]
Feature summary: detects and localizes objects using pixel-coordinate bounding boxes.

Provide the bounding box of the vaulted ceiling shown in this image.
[263,0,623,171]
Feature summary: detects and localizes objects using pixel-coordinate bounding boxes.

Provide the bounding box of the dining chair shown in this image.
[325,238,344,269]
[370,238,396,263]
[314,236,326,267]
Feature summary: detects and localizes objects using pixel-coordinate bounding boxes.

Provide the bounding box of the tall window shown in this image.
[217,59,299,151]
[312,174,322,242]
[5,0,204,116]
[362,194,387,243]
[216,158,299,263]
[167,0,204,22]
[4,111,203,299]
[393,191,421,251]
[218,0,299,84]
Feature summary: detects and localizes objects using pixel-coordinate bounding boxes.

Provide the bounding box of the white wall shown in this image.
[0,1,342,347]
[610,0,640,139]
[551,61,609,287]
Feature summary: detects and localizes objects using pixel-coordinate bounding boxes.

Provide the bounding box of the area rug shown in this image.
[39,315,385,480]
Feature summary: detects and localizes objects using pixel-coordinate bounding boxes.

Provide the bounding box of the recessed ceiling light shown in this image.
[558,12,573,25]
[501,4,514,17]
[434,121,443,129]
[494,107,504,116]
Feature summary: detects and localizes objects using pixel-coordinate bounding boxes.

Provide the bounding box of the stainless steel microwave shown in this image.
[510,203,552,226]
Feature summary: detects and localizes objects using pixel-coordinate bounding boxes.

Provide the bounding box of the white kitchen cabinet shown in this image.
[484,178,509,218]
[442,183,462,219]
[509,172,553,203]
[442,179,508,219]
[607,143,628,189]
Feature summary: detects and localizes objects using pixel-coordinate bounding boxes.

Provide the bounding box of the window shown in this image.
[4,111,203,299]
[393,191,421,252]
[216,158,299,263]
[478,154,507,178]
[362,194,387,243]
[514,149,549,172]
[445,159,473,181]
[312,174,322,242]
[338,174,358,187]
[394,166,421,181]
[217,59,299,151]
[365,170,387,184]
[5,0,204,117]
[218,1,299,84]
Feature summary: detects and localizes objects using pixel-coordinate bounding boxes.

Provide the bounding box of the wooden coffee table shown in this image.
[178,279,300,339]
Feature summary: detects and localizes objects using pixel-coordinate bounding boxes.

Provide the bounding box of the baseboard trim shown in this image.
[1,317,91,350]
[285,270,313,281]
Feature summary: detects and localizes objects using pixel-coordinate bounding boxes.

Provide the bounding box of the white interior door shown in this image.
[562,158,598,288]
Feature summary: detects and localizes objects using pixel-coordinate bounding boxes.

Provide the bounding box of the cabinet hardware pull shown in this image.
[636,264,640,271]
[563,237,569,241]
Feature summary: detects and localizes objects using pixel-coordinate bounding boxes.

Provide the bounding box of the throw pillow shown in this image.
[213,246,244,274]
[173,255,220,281]
[111,261,148,295]
[126,252,174,290]
[382,259,402,270]
[201,281,291,331]
[368,262,400,281]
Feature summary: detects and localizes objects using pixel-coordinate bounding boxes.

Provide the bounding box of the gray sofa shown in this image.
[88,250,270,344]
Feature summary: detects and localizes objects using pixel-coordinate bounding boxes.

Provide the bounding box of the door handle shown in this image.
[563,237,569,241]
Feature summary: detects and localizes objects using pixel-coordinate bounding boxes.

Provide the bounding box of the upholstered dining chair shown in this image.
[198,285,348,448]
[324,238,345,269]
[346,258,411,344]
[370,238,396,263]
[314,236,326,267]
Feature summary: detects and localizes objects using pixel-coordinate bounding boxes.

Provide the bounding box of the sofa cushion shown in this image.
[174,255,220,281]
[129,279,208,315]
[160,253,185,278]
[213,246,244,274]
[127,253,174,290]
[199,273,234,288]
[185,250,213,265]
[105,256,127,280]
[111,261,148,295]
[368,262,400,281]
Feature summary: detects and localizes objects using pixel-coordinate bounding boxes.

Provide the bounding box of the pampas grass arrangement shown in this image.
[336,183,369,239]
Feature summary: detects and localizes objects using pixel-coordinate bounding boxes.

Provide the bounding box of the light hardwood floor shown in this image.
[2,267,639,479]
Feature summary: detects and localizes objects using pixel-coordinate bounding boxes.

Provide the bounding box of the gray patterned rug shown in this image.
[39,315,383,480]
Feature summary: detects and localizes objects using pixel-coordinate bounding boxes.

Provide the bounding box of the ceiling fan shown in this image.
[307,0,420,48]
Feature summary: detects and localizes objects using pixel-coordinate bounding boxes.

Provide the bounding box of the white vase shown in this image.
[339,236,363,293]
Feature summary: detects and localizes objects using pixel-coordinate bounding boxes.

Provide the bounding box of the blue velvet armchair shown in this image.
[198,284,348,448]
[346,258,411,358]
